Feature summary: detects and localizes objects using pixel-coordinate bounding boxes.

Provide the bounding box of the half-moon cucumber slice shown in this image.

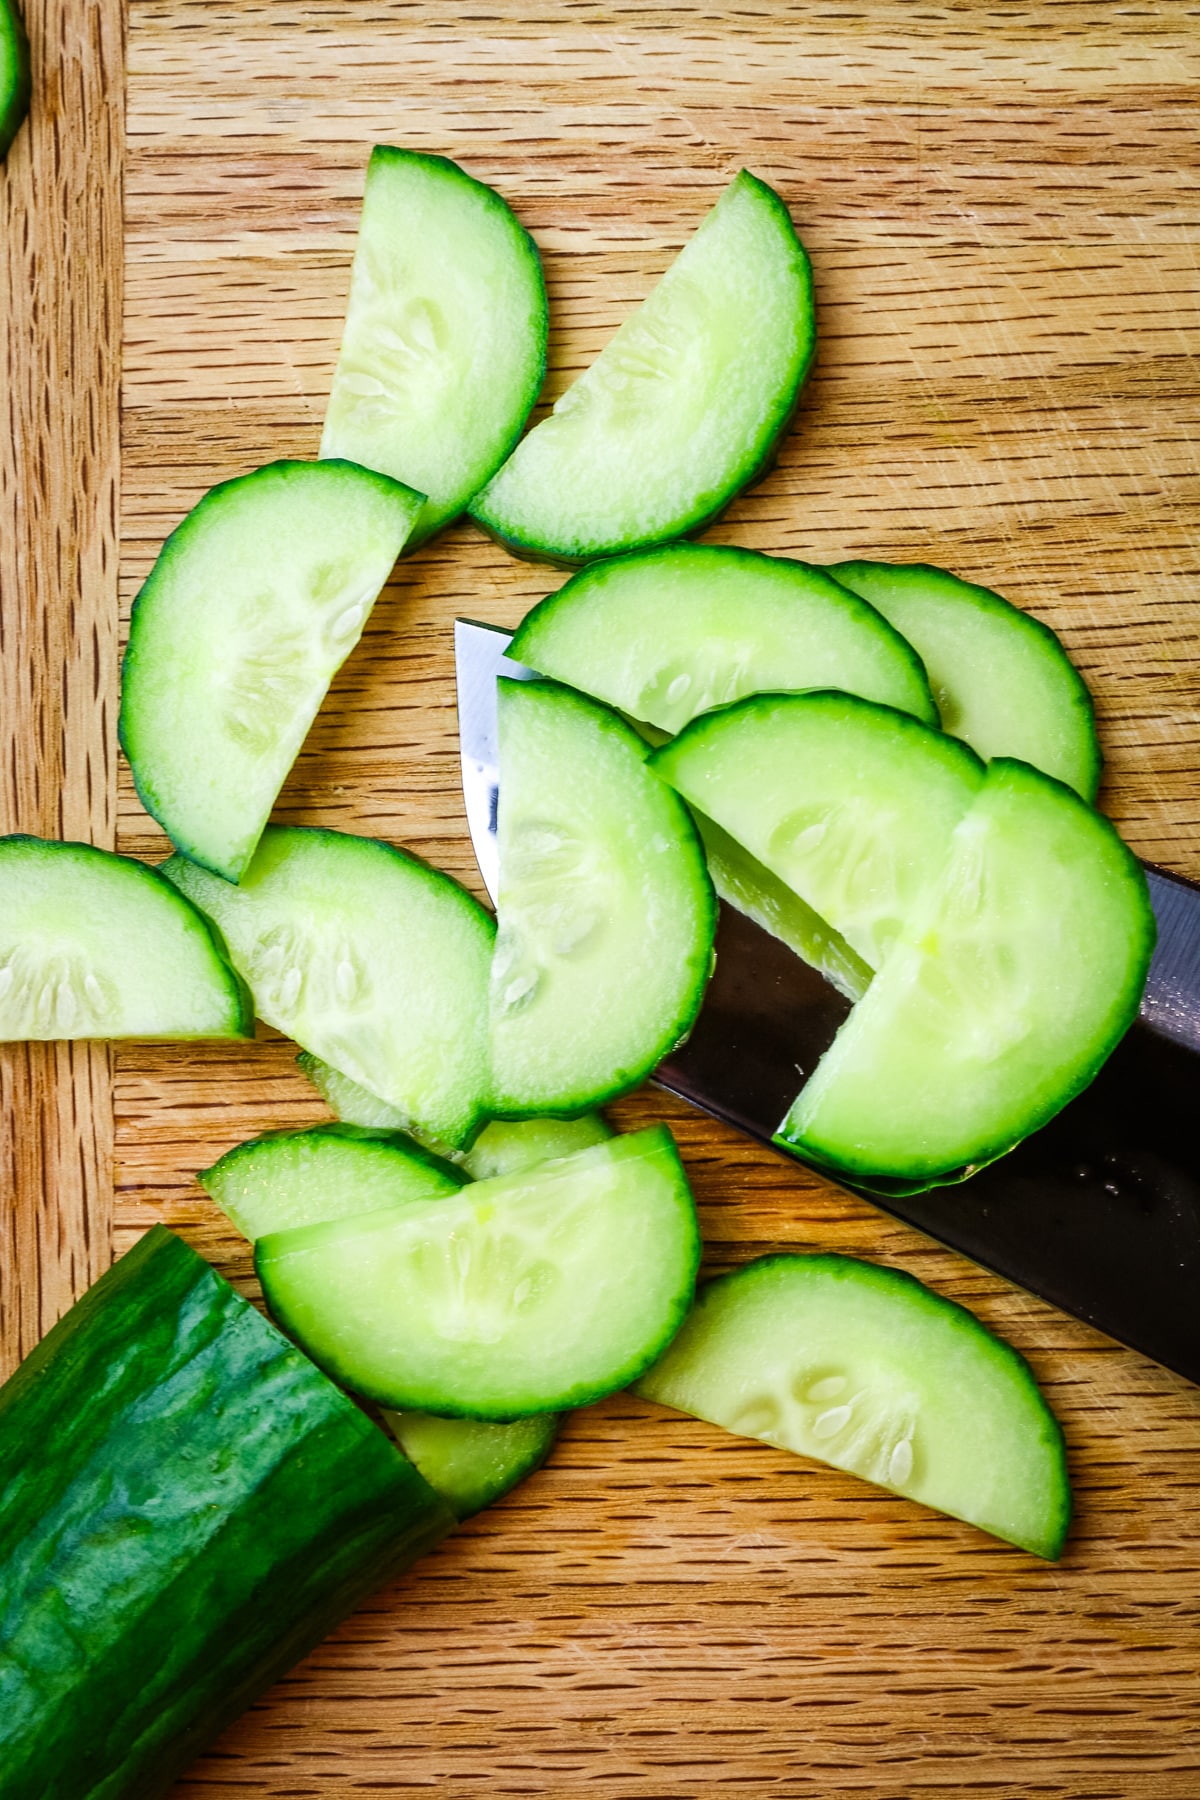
[470,171,814,563]
[165,826,493,1151]
[322,147,547,546]
[489,680,716,1115]
[511,543,936,734]
[120,459,424,883]
[635,1253,1071,1560]
[780,759,1155,1180]
[651,691,984,972]
[830,561,1101,800]
[0,836,251,1041]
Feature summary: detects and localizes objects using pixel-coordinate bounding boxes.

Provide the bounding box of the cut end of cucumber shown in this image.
[384,1408,559,1519]
[257,1125,701,1418]
[635,1254,1072,1560]
[469,171,815,563]
[322,147,548,544]
[0,837,252,1042]
[120,460,424,883]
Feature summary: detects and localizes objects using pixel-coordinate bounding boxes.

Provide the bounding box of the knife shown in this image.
[455,618,1200,1384]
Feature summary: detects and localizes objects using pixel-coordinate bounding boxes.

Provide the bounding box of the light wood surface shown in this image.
[6,0,1200,1793]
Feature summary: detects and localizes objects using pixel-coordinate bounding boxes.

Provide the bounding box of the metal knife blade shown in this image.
[455,617,1200,1384]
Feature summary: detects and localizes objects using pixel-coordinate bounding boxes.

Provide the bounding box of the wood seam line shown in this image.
[0,0,125,1375]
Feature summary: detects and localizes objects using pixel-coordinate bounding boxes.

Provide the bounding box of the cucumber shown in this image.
[199,1122,466,1240]
[120,460,424,883]
[0,0,29,156]
[0,1225,453,1800]
[257,1125,701,1418]
[0,836,251,1041]
[470,172,814,563]
[510,544,936,734]
[322,147,547,547]
[165,826,494,1150]
[634,1254,1071,1560]
[462,1112,612,1181]
[781,758,1155,1179]
[489,680,715,1116]
[829,561,1101,800]
[651,692,984,971]
[383,1409,559,1520]
[297,1050,611,1177]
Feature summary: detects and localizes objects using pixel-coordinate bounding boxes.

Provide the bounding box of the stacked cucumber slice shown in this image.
[8,145,1156,1562]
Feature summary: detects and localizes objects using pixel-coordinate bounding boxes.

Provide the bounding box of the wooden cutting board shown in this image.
[2,2,1198,1793]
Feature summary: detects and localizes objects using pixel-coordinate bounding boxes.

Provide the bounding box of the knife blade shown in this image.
[455,617,1200,1384]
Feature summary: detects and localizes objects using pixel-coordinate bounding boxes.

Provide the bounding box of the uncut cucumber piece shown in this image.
[634,1254,1070,1560]
[489,680,716,1115]
[199,1123,466,1241]
[830,560,1101,800]
[0,0,30,156]
[0,836,251,1041]
[120,459,424,883]
[470,172,814,563]
[165,826,493,1150]
[384,1409,559,1520]
[511,544,936,734]
[0,1225,452,1800]
[298,1050,613,1177]
[257,1125,701,1418]
[652,692,984,971]
[781,758,1155,1180]
[322,147,547,546]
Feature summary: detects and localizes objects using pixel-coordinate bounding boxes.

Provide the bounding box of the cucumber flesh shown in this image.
[693,812,872,1005]
[0,1225,452,1800]
[634,1254,1071,1560]
[830,561,1101,801]
[470,172,815,562]
[0,836,251,1041]
[781,759,1155,1179]
[120,460,424,882]
[257,1125,701,1418]
[322,147,547,546]
[384,1409,559,1519]
[0,0,30,156]
[165,826,494,1150]
[651,692,984,971]
[511,544,936,734]
[490,680,715,1116]
[199,1123,466,1240]
[297,1051,612,1179]
[462,1113,613,1181]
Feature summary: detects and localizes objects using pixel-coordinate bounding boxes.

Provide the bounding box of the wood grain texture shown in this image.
[115,0,1200,1792]
[0,0,123,1374]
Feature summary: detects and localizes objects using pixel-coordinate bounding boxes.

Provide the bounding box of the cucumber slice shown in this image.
[651,692,984,971]
[256,1125,701,1418]
[0,836,251,1041]
[322,147,547,547]
[489,680,715,1115]
[470,172,814,563]
[511,544,936,734]
[120,459,424,883]
[0,0,30,156]
[830,561,1101,801]
[781,759,1155,1180]
[199,1123,466,1241]
[165,826,494,1150]
[462,1113,613,1181]
[297,1051,412,1131]
[634,1254,1071,1560]
[383,1409,559,1520]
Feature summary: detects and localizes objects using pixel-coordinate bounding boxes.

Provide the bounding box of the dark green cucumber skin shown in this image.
[468,174,815,570]
[0,0,30,157]
[0,1226,453,1800]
